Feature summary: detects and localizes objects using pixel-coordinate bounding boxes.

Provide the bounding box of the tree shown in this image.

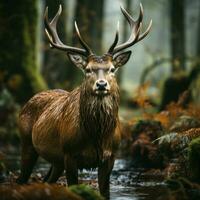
[170,0,185,72]
[69,0,104,85]
[0,0,47,103]
[196,4,200,57]
[158,0,187,110]
[72,0,104,53]
[43,0,75,89]
[117,0,132,85]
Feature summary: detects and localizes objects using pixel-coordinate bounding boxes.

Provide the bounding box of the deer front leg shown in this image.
[98,155,115,200]
[46,165,64,183]
[64,154,78,186]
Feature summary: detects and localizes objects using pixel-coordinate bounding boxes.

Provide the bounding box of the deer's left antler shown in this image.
[108,3,152,55]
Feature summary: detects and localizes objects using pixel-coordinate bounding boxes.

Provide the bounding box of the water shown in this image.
[3,152,168,200]
[111,159,167,200]
[65,159,167,200]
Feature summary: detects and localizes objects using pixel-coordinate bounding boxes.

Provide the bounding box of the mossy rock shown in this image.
[170,115,200,132]
[69,184,104,200]
[131,119,164,140]
[188,137,200,182]
[159,177,200,200]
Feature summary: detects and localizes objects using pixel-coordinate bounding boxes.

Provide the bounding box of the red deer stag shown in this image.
[17,4,152,199]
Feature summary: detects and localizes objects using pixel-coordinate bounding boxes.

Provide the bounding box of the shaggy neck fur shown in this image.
[79,81,120,158]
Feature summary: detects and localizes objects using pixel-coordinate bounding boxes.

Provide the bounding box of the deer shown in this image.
[16,4,152,199]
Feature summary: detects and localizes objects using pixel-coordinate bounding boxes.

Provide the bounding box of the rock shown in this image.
[131,120,164,141]
[170,115,200,132]
[188,137,200,183]
[157,177,200,200]
[130,120,164,168]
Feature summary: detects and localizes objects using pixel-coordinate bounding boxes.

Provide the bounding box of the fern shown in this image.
[155,128,200,150]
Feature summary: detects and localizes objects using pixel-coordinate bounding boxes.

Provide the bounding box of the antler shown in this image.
[108,3,152,55]
[44,5,93,56]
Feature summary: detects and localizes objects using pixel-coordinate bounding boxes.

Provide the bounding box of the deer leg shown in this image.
[64,155,78,186]
[46,165,64,183]
[43,166,52,182]
[98,156,115,200]
[17,141,38,184]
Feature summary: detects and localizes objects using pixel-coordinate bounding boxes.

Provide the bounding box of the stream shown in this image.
[3,151,168,200]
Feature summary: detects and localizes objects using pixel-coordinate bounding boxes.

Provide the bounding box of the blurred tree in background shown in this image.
[72,0,104,53]
[170,0,185,72]
[43,0,78,90]
[0,0,47,103]
[160,0,187,111]
[117,0,132,86]
[70,0,104,84]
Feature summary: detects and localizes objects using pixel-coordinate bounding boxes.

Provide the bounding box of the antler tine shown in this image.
[108,3,152,55]
[74,21,93,55]
[44,6,64,46]
[44,5,90,56]
[107,21,119,54]
[137,19,152,42]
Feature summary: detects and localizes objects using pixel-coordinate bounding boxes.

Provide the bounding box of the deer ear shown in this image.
[67,53,87,69]
[113,51,132,68]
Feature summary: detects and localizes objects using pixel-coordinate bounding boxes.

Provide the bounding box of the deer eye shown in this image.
[110,67,115,73]
[85,68,92,74]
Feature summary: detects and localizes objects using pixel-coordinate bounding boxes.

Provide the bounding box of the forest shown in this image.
[0,0,200,199]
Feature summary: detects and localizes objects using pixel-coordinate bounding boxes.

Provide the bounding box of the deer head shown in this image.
[44,4,152,96]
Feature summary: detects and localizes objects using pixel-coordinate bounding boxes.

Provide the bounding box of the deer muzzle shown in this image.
[94,79,110,94]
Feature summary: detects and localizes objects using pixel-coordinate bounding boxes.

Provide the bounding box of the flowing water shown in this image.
[78,159,168,200]
[3,151,168,200]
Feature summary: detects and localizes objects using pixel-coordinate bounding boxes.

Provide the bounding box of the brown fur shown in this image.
[17,56,122,199]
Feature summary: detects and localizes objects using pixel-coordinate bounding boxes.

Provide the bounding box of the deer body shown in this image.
[19,86,120,166]
[17,4,151,199]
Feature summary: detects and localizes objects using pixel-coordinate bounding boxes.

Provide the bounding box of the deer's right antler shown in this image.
[44,5,93,56]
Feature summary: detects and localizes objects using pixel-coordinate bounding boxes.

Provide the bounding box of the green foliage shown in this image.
[188,137,200,182]
[0,0,47,103]
[69,184,104,200]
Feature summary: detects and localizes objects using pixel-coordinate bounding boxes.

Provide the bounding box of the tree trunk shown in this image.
[170,0,185,72]
[43,0,75,89]
[72,0,104,53]
[0,0,47,103]
[196,5,200,57]
[159,0,186,109]
[117,0,131,85]
[70,0,104,85]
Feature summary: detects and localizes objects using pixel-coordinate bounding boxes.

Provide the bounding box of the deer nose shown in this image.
[96,79,108,90]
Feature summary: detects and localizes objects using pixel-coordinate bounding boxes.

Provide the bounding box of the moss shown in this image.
[0,0,47,103]
[69,184,104,200]
[188,137,200,182]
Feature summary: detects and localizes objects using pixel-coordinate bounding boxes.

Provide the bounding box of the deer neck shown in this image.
[79,82,120,139]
